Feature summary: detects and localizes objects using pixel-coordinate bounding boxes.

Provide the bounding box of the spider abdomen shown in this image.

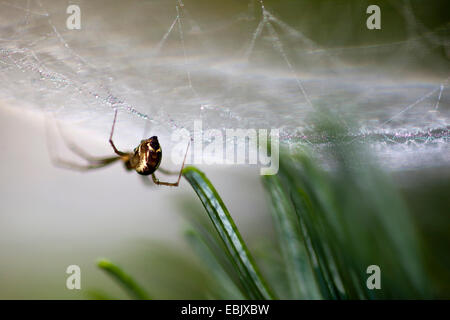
[133,136,162,176]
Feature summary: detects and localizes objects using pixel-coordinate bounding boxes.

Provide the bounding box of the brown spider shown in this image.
[48,109,190,187]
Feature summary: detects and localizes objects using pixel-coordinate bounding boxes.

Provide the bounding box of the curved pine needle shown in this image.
[97,258,150,300]
[183,166,276,300]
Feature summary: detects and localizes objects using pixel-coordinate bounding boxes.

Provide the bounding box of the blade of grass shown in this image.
[180,198,245,287]
[181,205,249,297]
[183,166,276,300]
[278,153,360,299]
[97,258,150,300]
[262,174,322,299]
[185,229,246,299]
[275,141,430,299]
[85,289,117,300]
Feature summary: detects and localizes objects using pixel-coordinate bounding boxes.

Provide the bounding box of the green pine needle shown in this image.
[97,258,150,300]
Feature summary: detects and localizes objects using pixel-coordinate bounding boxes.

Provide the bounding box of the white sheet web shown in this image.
[0,0,448,170]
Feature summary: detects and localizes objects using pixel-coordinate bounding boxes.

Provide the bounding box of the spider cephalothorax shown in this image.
[132,136,162,176]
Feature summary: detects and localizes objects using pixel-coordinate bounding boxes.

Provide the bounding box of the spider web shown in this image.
[0,0,449,170]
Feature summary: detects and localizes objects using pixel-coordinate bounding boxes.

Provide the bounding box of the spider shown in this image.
[48,109,190,187]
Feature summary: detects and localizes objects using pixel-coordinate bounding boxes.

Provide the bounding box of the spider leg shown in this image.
[45,113,121,172]
[151,140,190,187]
[109,109,128,157]
[51,156,121,172]
[151,173,181,187]
[54,119,118,162]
